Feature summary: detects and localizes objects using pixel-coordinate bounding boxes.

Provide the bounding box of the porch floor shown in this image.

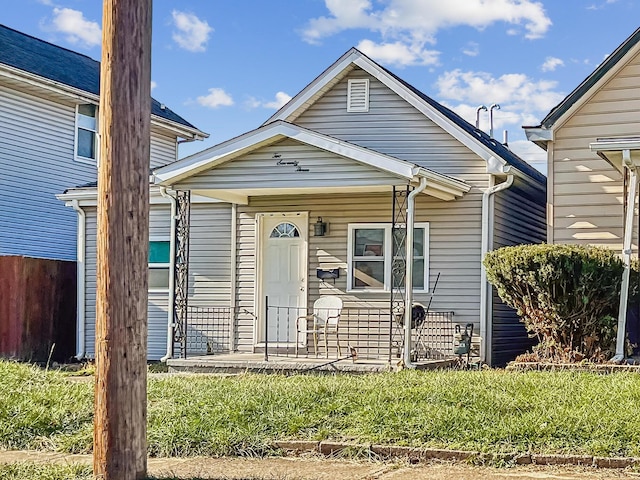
[166,353,455,374]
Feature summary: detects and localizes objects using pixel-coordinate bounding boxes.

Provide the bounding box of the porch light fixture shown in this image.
[314,217,327,236]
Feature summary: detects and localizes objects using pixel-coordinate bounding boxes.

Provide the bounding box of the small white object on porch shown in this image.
[590,137,640,362]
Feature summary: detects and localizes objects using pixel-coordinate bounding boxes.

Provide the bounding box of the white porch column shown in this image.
[614,152,637,362]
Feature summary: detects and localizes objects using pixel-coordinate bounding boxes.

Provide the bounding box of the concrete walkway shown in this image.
[2,451,639,479]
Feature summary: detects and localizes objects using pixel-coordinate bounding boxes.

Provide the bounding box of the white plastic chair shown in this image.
[296,296,343,358]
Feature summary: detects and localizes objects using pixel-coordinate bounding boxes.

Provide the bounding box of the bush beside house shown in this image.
[484,244,638,363]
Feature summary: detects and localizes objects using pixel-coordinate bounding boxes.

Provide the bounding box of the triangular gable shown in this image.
[153,120,469,201]
[526,27,640,136]
[266,48,545,186]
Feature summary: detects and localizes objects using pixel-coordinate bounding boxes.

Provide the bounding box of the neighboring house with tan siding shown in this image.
[150,48,546,367]
[524,27,640,360]
[524,27,640,250]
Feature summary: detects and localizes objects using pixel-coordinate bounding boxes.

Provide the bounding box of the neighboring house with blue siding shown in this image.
[0,24,207,362]
[0,24,206,261]
[142,48,546,367]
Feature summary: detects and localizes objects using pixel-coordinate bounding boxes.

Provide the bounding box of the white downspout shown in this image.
[70,200,86,360]
[230,203,238,352]
[613,154,637,362]
[403,176,428,369]
[160,187,177,362]
[480,174,514,365]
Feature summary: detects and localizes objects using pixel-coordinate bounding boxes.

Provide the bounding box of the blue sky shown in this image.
[3,1,640,172]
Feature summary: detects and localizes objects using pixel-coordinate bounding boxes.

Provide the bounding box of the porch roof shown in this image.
[153,121,471,204]
[590,137,640,173]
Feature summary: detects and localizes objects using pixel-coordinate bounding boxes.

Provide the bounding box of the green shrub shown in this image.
[484,244,638,362]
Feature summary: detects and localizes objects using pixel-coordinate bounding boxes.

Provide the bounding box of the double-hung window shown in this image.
[149,239,171,292]
[347,223,429,292]
[75,104,98,163]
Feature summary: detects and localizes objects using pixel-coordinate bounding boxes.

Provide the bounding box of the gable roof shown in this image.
[266,47,545,186]
[0,24,206,138]
[154,120,471,201]
[528,27,640,131]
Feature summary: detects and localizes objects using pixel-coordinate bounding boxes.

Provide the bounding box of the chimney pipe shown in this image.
[489,104,500,138]
[503,130,508,147]
[475,105,487,129]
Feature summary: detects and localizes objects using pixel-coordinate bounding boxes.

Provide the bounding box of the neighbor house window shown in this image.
[149,239,170,291]
[75,104,98,162]
[347,223,429,292]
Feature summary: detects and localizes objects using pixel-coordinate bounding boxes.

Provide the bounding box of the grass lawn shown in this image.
[1,361,639,458]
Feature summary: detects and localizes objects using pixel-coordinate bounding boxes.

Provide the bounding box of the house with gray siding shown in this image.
[149,48,546,367]
[0,24,207,360]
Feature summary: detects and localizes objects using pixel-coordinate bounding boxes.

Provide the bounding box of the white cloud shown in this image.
[462,42,480,57]
[436,69,564,144]
[151,81,157,91]
[246,92,293,110]
[357,39,439,67]
[171,10,212,52]
[197,88,234,108]
[50,8,101,47]
[302,0,552,48]
[541,56,564,72]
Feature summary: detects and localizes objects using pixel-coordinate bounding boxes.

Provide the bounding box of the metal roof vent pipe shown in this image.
[489,103,500,139]
[503,130,509,148]
[475,105,487,129]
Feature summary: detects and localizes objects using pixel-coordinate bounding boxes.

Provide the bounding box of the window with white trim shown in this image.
[75,104,98,162]
[149,239,170,291]
[347,223,429,292]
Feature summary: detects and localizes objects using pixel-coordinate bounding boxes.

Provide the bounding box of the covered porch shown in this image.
[154,121,471,370]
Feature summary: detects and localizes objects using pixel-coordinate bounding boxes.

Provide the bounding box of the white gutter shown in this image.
[159,187,178,362]
[480,174,514,365]
[70,200,86,360]
[613,154,637,362]
[403,177,428,368]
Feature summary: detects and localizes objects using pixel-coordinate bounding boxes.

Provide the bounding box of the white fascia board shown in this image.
[0,64,97,103]
[0,64,205,140]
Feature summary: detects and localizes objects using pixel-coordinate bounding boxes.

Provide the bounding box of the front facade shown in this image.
[150,49,546,366]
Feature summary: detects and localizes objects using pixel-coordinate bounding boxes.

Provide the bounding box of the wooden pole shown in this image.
[94,1,152,478]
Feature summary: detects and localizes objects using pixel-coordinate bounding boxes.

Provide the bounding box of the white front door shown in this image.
[257,212,308,344]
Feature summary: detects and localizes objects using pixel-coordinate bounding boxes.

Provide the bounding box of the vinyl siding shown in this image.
[83,205,171,360]
[233,192,484,352]
[0,84,95,260]
[0,82,180,261]
[551,50,640,251]
[174,138,406,191]
[491,177,547,366]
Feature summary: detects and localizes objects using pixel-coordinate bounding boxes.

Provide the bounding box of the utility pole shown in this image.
[94,1,152,479]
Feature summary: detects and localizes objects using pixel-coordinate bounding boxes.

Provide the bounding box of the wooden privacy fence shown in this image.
[0,255,76,362]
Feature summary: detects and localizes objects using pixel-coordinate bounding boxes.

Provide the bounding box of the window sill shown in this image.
[75,156,98,166]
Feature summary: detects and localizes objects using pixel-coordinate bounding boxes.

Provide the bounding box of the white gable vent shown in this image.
[347,78,369,112]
